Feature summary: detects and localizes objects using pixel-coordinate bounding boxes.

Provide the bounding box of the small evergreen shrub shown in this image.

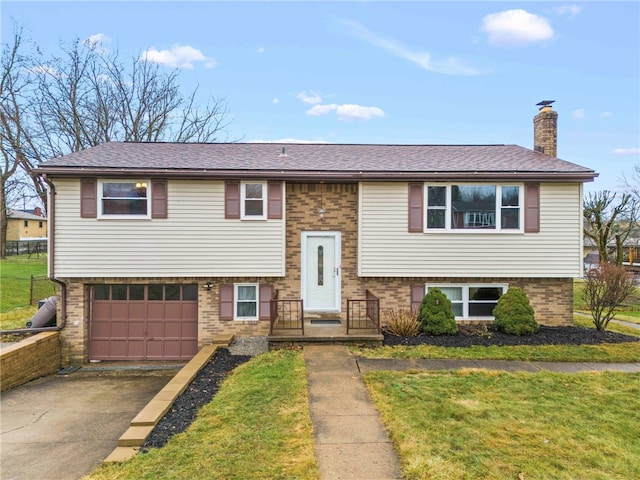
[383,308,420,337]
[418,288,458,335]
[493,287,539,335]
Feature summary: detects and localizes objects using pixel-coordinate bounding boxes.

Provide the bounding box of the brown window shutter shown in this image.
[259,284,274,320]
[225,181,241,219]
[267,182,283,219]
[408,183,424,232]
[410,284,425,312]
[80,178,97,218]
[151,180,168,218]
[219,284,234,321]
[524,183,540,233]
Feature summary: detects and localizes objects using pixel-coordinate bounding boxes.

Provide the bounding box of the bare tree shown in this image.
[0,27,38,258]
[582,262,637,331]
[1,25,232,257]
[583,191,638,265]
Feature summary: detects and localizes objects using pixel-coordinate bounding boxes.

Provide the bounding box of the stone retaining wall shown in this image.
[0,332,61,391]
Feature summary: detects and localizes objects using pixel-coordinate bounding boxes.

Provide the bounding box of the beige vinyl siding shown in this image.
[53,179,285,277]
[358,182,583,278]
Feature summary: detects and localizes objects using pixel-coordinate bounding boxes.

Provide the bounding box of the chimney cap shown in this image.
[536,100,555,107]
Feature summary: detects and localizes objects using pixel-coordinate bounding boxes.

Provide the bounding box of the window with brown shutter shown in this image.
[408,183,424,232]
[267,182,283,219]
[524,183,540,233]
[80,178,97,218]
[225,181,241,219]
[151,180,168,218]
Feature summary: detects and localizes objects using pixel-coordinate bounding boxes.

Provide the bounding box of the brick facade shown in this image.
[57,181,573,365]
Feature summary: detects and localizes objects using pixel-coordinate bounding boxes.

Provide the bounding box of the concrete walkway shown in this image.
[304,345,402,480]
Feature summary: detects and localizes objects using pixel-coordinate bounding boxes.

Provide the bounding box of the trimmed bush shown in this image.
[418,287,458,335]
[493,287,539,335]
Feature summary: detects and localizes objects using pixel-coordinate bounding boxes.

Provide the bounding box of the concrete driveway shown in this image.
[1,371,173,480]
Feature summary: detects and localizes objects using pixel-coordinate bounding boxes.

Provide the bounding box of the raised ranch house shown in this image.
[37,104,596,364]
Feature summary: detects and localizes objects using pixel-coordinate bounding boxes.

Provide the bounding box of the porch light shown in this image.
[318,208,325,220]
[203,281,213,290]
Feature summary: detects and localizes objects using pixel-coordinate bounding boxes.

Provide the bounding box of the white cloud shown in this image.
[141,45,217,69]
[30,65,60,77]
[600,111,612,118]
[272,98,280,105]
[85,33,111,46]
[552,5,582,19]
[612,148,640,155]
[306,103,385,121]
[297,90,323,105]
[249,138,332,144]
[339,19,480,75]
[572,108,586,119]
[480,9,554,47]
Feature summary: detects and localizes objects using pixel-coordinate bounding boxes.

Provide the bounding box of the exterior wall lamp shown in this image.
[203,281,213,290]
[318,208,325,220]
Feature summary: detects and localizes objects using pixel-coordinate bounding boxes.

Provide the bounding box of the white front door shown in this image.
[302,232,341,312]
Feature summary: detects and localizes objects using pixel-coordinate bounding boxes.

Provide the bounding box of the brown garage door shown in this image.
[90,284,198,361]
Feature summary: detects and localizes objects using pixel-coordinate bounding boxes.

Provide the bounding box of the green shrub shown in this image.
[493,287,539,335]
[383,308,420,336]
[418,288,458,335]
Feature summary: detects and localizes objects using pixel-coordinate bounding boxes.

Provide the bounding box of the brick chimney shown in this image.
[34,206,42,217]
[533,100,557,157]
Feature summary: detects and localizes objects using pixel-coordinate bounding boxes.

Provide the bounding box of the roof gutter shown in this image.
[1,175,67,336]
[36,167,598,183]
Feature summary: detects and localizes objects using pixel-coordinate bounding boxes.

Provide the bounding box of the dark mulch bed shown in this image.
[383,325,640,347]
[141,348,251,451]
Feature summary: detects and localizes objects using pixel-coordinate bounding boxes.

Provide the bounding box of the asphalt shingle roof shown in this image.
[37,142,597,181]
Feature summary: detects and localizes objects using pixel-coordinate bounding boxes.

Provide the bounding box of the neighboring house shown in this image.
[6,208,47,241]
[37,104,597,364]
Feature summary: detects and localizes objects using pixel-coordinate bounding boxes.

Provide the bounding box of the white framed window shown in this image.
[425,184,522,232]
[234,283,258,320]
[241,181,267,220]
[425,284,508,319]
[98,180,150,218]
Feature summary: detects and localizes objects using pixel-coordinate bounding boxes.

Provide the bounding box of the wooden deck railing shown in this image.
[269,290,304,335]
[346,290,380,334]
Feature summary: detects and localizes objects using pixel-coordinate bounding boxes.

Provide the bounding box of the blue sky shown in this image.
[3,1,639,195]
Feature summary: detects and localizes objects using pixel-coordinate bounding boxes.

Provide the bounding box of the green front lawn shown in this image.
[364,370,640,479]
[84,350,319,480]
[1,254,53,330]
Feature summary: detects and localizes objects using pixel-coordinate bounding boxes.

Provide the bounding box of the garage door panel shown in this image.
[91,321,110,338]
[182,340,198,357]
[182,303,198,318]
[162,339,183,359]
[147,320,165,338]
[147,303,164,319]
[164,303,181,319]
[128,303,146,320]
[111,303,129,319]
[182,321,198,337]
[164,320,182,337]
[128,320,145,337]
[92,303,111,320]
[90,340,110,358]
